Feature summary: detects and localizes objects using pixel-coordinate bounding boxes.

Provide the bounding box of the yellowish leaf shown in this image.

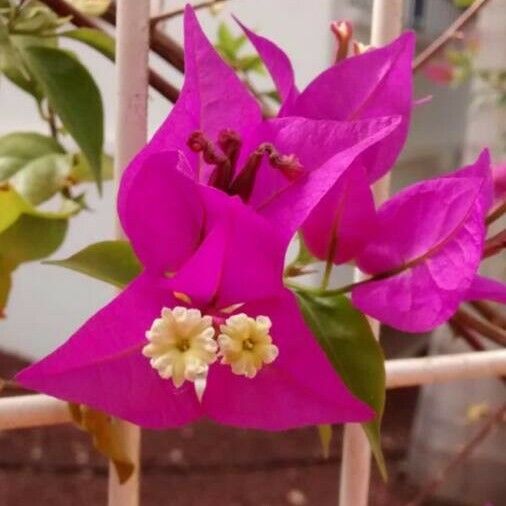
[317,424,333,459]
[69,403,135,483]
[65,0,112,16]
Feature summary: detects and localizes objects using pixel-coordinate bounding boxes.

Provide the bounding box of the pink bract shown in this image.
[17,151,374,430]
[352,151,494,332]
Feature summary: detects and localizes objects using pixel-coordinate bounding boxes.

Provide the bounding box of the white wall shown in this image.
[0,0,335,359]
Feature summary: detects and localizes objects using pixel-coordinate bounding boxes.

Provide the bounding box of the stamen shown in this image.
[331,20,353,62]
[268,152,304,182]
[187,130,232,191]
[218,314,279,378]
[352,41,372,55]
[143,306,218,388]
[229,143,303,201]
[218,129,242,169]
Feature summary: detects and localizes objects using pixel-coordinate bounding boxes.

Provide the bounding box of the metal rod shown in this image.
[339,2,404,505]
[108,0,150,504]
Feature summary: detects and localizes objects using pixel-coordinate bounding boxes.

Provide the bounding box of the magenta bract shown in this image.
[17,152,374,429]
[352,151,493,332]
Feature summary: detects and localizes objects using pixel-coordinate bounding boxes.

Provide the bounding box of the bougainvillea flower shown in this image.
[351,151,493,332]
[493,163,506,201]
[239,19,414,263]
[240,21,414,184]
[121,6,400,252]
[423,60,455,85]
[464,275,506,305]
[17,152,373,430]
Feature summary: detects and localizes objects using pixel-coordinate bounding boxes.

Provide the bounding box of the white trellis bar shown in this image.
[2,350,505,432]
[0,1,505,505]
[339,2,405,505]
[108,0,150,505]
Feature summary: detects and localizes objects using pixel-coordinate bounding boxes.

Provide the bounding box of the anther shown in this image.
[331,20,353,62]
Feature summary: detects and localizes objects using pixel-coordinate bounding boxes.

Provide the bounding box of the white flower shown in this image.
[142,307,217,388]
[218,314,279,378]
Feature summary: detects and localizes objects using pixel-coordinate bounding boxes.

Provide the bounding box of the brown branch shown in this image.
[449,318,486,351]
[413,0,491,71]
[150,0,232,27]
[483,229,506,259]
[102,2,185,73]
[469,300,506,329]
[453,308,506,347]
[405,403,506,506]
[486,200,506,226]
[39,0,180,102]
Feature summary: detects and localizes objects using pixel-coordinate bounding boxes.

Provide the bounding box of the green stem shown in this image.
[321,260,333,291]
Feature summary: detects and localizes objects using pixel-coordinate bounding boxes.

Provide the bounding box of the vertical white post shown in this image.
[109,1,150,505]
[338,2,404,506]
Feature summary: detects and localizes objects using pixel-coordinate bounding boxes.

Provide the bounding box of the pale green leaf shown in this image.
[0,131,64,160]
[0,20,43,100]
[46,240,141,288]
[65,0,112,17]
[60,28,115,61]
[70,152,113,182]
[22,45,104,190]
[0,131,64,181]
[10,153,72,205]
[295,291,387,480]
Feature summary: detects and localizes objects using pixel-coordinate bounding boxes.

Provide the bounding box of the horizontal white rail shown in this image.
[385,349,506,388]
[0,350,505,432]
[0,394,71,430]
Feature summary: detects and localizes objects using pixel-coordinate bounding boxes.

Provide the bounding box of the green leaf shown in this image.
[295,291,387,480]
[46,240,141,288]
[0,20,44,100]
[215,22,247,63]
[22,45,104,191]
[0,131,64,160]
[60,28,115,61]
[0,213,68,264]
[11,3,68,34]
[236,55,265,74]
[10,153,72,205]
[0,131,64,181]
[0,160,72,317]
[70,152,113,182]
[69,403,134,484]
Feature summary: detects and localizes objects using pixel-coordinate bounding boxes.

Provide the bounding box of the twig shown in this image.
[405,403,506,506]
[449,318,506,387]
[102,2,185,73]
[453,308,506,347]
[38,0,180,102]
[150,0,232,27]
[413,0,491,71]
[47,105,59,140]
[486,201,506,226]
[449,318,486,351]
[483,228,506,258]
[469,300,506,329]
